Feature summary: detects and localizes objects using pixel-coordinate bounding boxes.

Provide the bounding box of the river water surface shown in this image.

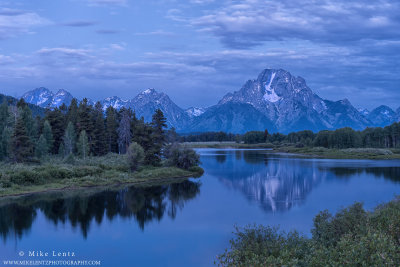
[1,149,400,266]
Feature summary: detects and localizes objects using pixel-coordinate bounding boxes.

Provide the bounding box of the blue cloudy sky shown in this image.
[0,0,399,110]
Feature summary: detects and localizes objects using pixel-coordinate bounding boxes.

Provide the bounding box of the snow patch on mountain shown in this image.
[358,108,370,116]
[185,107,206,118]
[263,72,281,103]
[101,96,128,111]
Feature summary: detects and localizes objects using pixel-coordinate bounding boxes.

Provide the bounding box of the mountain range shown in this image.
[20,68,400,133]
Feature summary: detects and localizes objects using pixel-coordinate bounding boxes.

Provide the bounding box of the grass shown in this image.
[273,146,400,159]
[0,153,204,197]
[183,142,274,149]
[184,141,400,159]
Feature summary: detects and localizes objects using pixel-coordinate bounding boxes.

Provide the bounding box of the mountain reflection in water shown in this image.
[201,149,400,213]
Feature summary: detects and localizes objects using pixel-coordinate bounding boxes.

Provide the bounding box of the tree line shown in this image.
[0,98,178,165]
[181,123,400,149]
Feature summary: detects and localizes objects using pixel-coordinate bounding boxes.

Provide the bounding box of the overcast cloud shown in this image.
[0,0,398,110]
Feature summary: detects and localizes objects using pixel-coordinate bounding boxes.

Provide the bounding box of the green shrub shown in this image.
[72,166,102,177]
[9,170,42,185]
[164,143,200,170]
[126,142,145,172]
[216,225,309,266]
[217,198,400,267]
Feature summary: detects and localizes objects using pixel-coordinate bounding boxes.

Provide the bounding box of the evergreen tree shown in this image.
[12,114,34,162]
[45,108,65,154]
[148,109,167,165]
[0,98,8,134]
[117,108,132,154]
[0,127,12,160]
[35,134,48,159]
[77,130,90,159]
[63,121,76,155]
[20,105,35,141]
[66,98,79,129]
[58,142,65,156]
[92,102,106,156]
[105,106,119,153]
[16,98,27,109]
[42,120,54,154]
[142,122,158,165]
[132,116,153,163]
[151,109,167,138]
[59,103,68,114]
[77,98,94,142]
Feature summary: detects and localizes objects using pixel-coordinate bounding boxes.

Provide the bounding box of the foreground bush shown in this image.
[217,197,400,266]
[164,143,200,169]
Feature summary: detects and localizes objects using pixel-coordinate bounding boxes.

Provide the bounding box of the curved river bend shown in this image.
[1,149,400,266]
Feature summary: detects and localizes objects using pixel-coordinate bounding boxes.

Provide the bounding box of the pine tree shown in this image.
[45,108,65,154]
[117,108,132,154]
[66,98,79,128]
[92,102,106,156]
[77,130,90,159]
[43,120,54,154]
[63,121,76,155]
[132,116,151,156]
[20,105,35,141]
[0,98,9,134]
[77,98,94,152]
[131,116,155,165]
[12,114,34,162]
[77,98,94,135]
[149,109,167,165]
[35,134,48,159]
[105,106,119,153]
[59,103,68,114]
[58,142,65,156]
[16,98,27,109]
[0,127,12,160]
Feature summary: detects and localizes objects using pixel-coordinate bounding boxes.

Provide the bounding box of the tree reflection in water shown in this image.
[0,180,201,242]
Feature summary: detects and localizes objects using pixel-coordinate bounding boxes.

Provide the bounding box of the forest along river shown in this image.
[1,149,400,266]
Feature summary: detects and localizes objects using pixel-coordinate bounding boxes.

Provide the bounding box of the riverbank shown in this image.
[183,142,274,149]
[184,142,400,159]
[0,154,204,197]
[273,146,400,159]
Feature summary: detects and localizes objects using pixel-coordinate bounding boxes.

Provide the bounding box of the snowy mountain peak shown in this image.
[366,105,396,127]
[143,88,153,94]
[51,89,73,107]
[358,108,370,117]
[101,96,128,111]
[140,88,158,95]
[218,68,370,132]
[22,87,54,107]
[185,107,206,118]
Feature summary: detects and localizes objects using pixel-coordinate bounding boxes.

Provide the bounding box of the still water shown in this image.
[1,149,400,266]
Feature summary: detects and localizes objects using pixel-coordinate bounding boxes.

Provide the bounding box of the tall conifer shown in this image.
[12,114,33,162]
[92,102,106,156]
[105,106,118,153]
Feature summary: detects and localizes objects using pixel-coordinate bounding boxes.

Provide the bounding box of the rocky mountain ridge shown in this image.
[21,69,400,133]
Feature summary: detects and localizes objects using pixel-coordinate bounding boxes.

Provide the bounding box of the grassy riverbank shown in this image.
[273,146,400,159]
[184,142,400,159]
[0,153,204,197]
[183,142,274,149]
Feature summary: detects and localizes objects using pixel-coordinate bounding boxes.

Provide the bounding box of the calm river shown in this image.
[1,149,400,266]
